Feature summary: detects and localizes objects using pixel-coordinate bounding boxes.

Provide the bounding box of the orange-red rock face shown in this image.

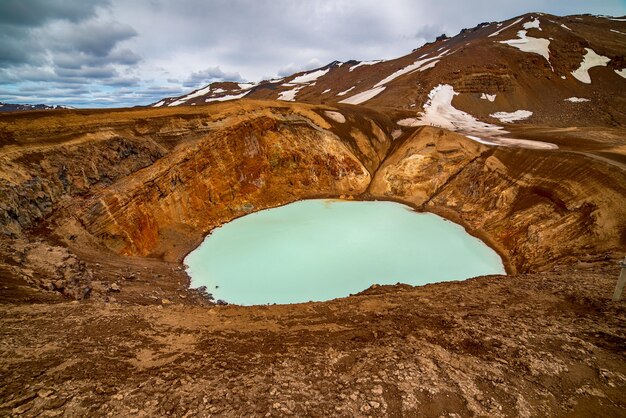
[0,101,625,273]
[81,113,379,260]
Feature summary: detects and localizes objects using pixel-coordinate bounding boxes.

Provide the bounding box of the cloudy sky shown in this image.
[1,0,624,108]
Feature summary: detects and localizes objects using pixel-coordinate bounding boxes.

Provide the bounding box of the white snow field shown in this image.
[523,18,541,30]
[571,48,611,83]
[205,91,250,103]
[337,86,355,96]
[278,85,303,101]
[396,84,556,150]
[168,85,213,106]
[338,86,386,105]
[290,68,330,84]
[238,82,258,90]
[565,97,590,103]
[349,60,383,71]
[489,110,533,123]
[339,50,450,105]
[480,93,496,102]
[373,50,450,88]
[500,30,551,65]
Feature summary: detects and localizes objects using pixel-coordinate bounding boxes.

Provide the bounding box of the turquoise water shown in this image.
[184,199,505,305]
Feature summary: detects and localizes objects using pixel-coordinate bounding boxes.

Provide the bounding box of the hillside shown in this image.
[154,13,626,130]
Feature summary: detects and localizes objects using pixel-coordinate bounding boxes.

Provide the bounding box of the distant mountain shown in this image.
[152,13,626,128]
[0,102,74,112]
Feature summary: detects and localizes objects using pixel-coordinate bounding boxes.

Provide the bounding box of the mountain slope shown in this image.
[154,13,626,131]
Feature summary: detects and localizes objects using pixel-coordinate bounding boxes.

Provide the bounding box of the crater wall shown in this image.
[1,102,624,275]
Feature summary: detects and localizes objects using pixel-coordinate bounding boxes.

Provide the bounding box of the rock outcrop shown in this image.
[371,127,626,272]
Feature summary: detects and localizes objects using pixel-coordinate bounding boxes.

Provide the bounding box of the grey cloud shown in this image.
[105,77,142,87]
[0,29,46,66]
[48,20,138,57]
[55,66,119,79]
[183,67,244,87]
[0,0,109,27]
[0,68,57,84]
[53,48,141,70]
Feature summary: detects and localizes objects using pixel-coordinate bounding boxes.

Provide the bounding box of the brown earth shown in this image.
[0,100,625,417]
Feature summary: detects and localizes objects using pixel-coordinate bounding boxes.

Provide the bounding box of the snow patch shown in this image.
[565,97,590,102]
[406,85,502,133]
[466,136,557,149]
[615,69,626,79]
[349,60,383,71]
[418,60,439,71]
[212,88,225,93]
[238,82,257,90]
[322,89,331,94]
[324,111,346,123]
[488,17,523,37]
[205,91,250,102]
[337,86,356,96]
[374,50,449,88]
[523,18,541,30]
[278,85,303,101]
[290,68,330,84]
[561,24,572,31]
[480,93,496,102]
[169,85,212,106]
[152,100,166,107]
[489,110,533,123]
[397,84,555,150]
[611,29,626,35]
[500,30,552,66]
[338,86,386,105]
[571,48,610,83]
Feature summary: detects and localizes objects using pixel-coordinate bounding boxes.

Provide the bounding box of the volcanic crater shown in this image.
[1,11,626,418]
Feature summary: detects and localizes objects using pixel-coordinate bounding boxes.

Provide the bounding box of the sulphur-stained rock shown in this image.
[370,126,487,206]
[369,126,626,272]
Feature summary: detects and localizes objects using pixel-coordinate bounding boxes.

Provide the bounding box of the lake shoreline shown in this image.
[184,198,506,305]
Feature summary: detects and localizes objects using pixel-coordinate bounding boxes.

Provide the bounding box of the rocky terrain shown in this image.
[0,11,625,418]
